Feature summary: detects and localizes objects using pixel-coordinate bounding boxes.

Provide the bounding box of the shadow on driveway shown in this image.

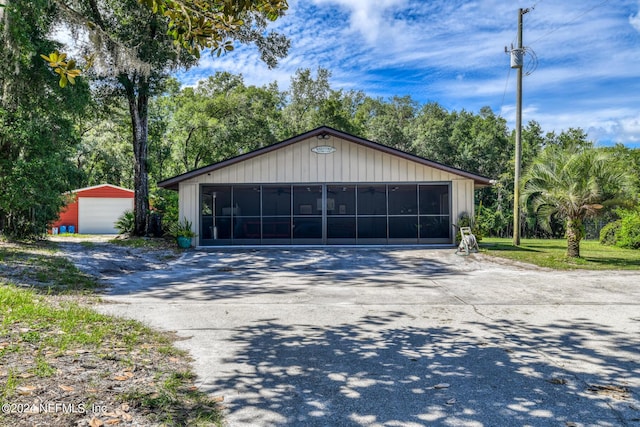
[71,244,639,426]
[105,248,464,302]
[206,311,639,426]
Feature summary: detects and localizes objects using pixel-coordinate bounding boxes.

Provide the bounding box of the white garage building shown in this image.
[158,127,492,246]
[53,184,134,234]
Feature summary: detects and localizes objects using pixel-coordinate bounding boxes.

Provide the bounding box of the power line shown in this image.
[529,0,611,46]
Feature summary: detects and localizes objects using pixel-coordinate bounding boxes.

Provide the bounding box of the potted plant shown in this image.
[168,217,197,248]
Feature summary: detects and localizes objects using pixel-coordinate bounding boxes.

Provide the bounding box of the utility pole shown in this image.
[511,8,529,246]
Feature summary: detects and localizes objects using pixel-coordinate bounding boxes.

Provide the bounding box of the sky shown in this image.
[180,0,640,147]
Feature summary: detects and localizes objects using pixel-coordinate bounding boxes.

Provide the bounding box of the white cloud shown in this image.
[311,0,408,44]
[176,0,640,146]
[630,2,640,31]
[620,114,640,138]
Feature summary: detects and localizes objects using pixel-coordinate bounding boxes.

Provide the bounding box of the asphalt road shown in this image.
[87,247,640,427]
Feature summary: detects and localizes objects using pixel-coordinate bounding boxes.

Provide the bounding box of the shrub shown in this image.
[151,189,178,235]
[616,210,640,249]
[599,220,621,246]
[455,212,483,242]
[167,217,196,238]
[114,210,135,235]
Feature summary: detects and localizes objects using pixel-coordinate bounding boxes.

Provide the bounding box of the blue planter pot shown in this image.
[177,236,192,248]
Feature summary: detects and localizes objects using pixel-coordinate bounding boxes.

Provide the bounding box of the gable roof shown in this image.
[68,184,135,195]
[157,126,494,190]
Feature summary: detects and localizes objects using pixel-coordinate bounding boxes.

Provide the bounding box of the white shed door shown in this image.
[78,197,133,234]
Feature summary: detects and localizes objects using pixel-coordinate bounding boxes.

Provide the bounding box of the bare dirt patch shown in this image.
[50,236,181,280]
[1,238,221,427]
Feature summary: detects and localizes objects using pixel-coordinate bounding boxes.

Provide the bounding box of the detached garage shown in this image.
[53,184,134,234]
[158,127,492,246]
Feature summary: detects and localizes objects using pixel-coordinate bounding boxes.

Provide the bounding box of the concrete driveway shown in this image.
[90,247,640,426]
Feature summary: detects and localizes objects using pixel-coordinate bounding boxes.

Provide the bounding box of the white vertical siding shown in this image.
[182,136,479,186]
[179,183,199,246]
[451,179,475,224]
[180,136,481,243]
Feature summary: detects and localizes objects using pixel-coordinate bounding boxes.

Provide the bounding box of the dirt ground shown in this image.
[49,235,181,279]
[1,237,217,427]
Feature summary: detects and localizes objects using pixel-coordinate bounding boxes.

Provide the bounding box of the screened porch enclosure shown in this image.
[200,183,451,245]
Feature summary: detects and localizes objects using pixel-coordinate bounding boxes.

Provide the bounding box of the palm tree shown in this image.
[521,146,631,258]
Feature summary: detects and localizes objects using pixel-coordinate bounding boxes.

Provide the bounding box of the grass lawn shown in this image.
[0,241,222,426]
[480,238,640,270]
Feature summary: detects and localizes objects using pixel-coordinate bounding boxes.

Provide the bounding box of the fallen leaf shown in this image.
[211,395,225,403]
[17,385,37,395]
[89,417,104,427]
[112,372,134,381]
[105,419,120,425]
[122,413,133,422]
[120,403,130,412]
[59,384,75,392]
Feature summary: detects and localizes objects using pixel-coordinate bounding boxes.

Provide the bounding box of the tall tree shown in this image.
[51,0,289,235]
[76,99,134,188]
[282,67,332,135]
[357,96,417,152]
[148,77,181,182]
[162,72,283,174]
[0,0,89,238]
[521,144,632,258]
[409,102,454,162]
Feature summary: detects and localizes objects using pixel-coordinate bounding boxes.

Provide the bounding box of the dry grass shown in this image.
[0,241,223,427]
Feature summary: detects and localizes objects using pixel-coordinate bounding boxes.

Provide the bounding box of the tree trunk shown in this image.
[566,218,583,258]
[121,73,150,236]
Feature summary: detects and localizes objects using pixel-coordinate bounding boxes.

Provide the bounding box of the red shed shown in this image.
[52,184,134,234]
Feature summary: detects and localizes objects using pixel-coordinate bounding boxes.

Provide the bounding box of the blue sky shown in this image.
[178,0,640,147]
